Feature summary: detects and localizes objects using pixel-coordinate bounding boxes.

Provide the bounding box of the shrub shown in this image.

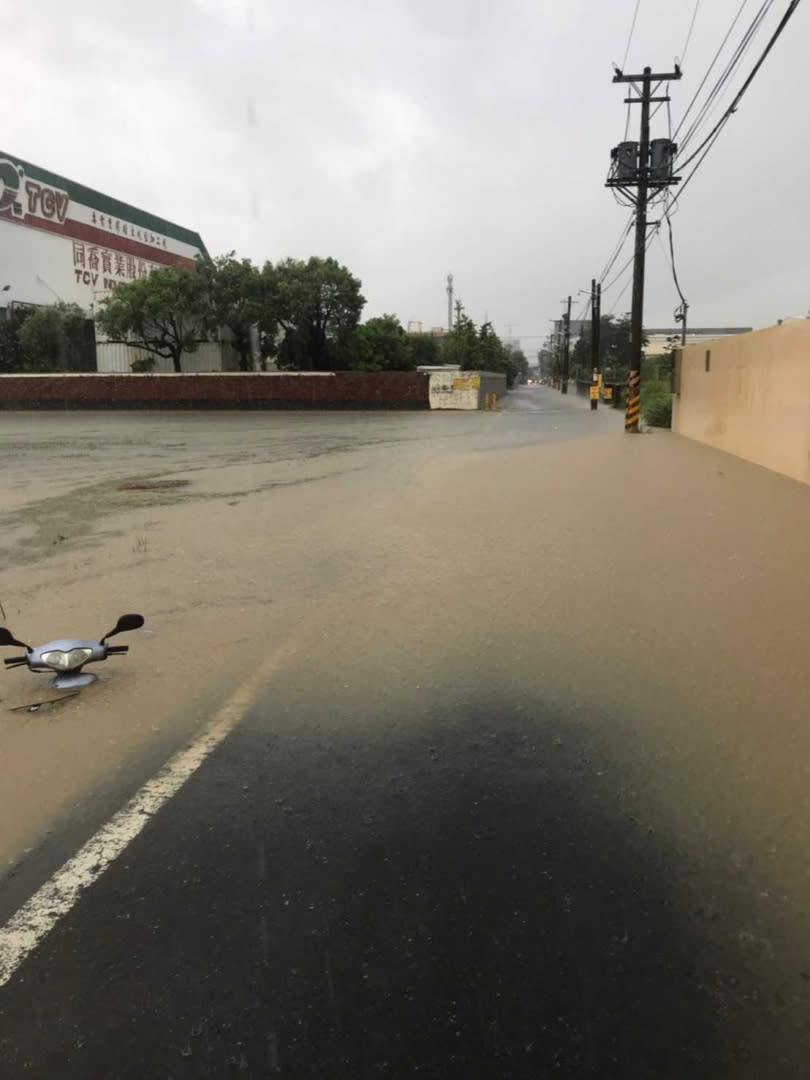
[641,382,672,428]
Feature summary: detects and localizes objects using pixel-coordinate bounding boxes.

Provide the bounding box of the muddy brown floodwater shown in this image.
[0,391,809,1074]
[0,398,616,872]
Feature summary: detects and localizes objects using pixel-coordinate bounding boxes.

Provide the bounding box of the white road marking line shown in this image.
[0,642,296,989]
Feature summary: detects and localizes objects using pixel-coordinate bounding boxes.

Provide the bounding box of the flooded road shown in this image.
[0,389,809,1076]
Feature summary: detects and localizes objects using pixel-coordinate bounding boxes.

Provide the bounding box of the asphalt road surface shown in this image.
[1,389,809,1078]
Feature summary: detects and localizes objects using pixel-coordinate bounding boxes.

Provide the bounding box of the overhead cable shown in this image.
[621,0,643,70]
[676,0,800,174]
[673,0,757,144]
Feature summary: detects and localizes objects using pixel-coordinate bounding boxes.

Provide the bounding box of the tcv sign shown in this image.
[0,158,69,223]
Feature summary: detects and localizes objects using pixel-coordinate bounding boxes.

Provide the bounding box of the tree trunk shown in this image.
[172,350,182,373]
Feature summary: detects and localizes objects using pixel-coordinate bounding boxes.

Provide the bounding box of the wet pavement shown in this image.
[0,391,612,568]
[1,389,809,1078]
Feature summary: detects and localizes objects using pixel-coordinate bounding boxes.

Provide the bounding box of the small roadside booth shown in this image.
[419,367,507,410]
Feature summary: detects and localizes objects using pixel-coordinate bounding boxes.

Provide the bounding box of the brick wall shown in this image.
[0,372,431,410]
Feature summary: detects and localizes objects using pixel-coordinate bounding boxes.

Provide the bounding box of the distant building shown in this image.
[644,327,752,353]
[407,322,447,338]
[553,319,588,339]
[552,319,587,353]
[549,317,751,355]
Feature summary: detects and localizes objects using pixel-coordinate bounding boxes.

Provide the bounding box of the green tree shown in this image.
[197,253,276,371]
[475,322,524,388]
[96,265,208,372]
[475,321,504,372]
[441,313,480,369]
[271,256,365,371]
[569,313,641,384]
[18,302,90,372]
[537,343,556,381]
[0,307,31,372]
[507,346,529,385]
[408,333,440,367]
[437,318,524,387]
[349,314,415,372]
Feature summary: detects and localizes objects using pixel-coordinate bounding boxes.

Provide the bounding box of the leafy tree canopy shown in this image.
[271,256,365,371]
[0,307,29,373]
[569,313,644,381]
[349,314,415,372]
[17,302,90,373]
[197,253,275,371]
[95,265,208,372]
[408,333,440,368]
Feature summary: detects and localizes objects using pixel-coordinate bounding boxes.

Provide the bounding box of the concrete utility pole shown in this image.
[608,64,681,431]
[560,296,572,395]
[446,273,454,333]
[590,279,602,410]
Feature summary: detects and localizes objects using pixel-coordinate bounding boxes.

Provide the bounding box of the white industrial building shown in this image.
[0,150,233,372]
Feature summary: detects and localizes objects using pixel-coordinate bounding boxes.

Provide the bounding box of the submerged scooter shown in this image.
[0,613,145,691]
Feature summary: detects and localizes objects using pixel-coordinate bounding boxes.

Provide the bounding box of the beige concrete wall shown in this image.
[672,322,810,485]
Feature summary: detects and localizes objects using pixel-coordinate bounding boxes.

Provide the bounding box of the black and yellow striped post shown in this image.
[625,370,641,432]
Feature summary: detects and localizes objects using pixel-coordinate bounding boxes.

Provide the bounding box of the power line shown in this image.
[675,0,801,175]
[649,83,670,123]
[664,205,687,309]
[607,277,633,316]
[599,214,636,283]
[605,221,663,316]
[601,248,637,295]
[601,222,661,296]
[561,214,635,328]
[678,0,774,159]
[621,0,643,70]
[649,0,701,124]
[673,0,753,141]
[666,114,729,212]
[679,0,702,64]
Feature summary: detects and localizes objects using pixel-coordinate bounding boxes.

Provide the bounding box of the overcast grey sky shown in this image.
[2,0,807,348]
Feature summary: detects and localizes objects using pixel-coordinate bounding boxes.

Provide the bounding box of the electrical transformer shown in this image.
[649,139,677,182]
[612,141,639,181]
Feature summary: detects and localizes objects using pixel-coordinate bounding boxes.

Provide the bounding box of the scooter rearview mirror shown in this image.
[101,613,145,643]
[0,627,30,650]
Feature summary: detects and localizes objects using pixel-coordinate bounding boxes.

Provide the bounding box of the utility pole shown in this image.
[560,296,571,394]
[446,273,454,333]
[454,298,464,328]
[608,64,681,431]
[676,300,689,346]
[590,279,602,410]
